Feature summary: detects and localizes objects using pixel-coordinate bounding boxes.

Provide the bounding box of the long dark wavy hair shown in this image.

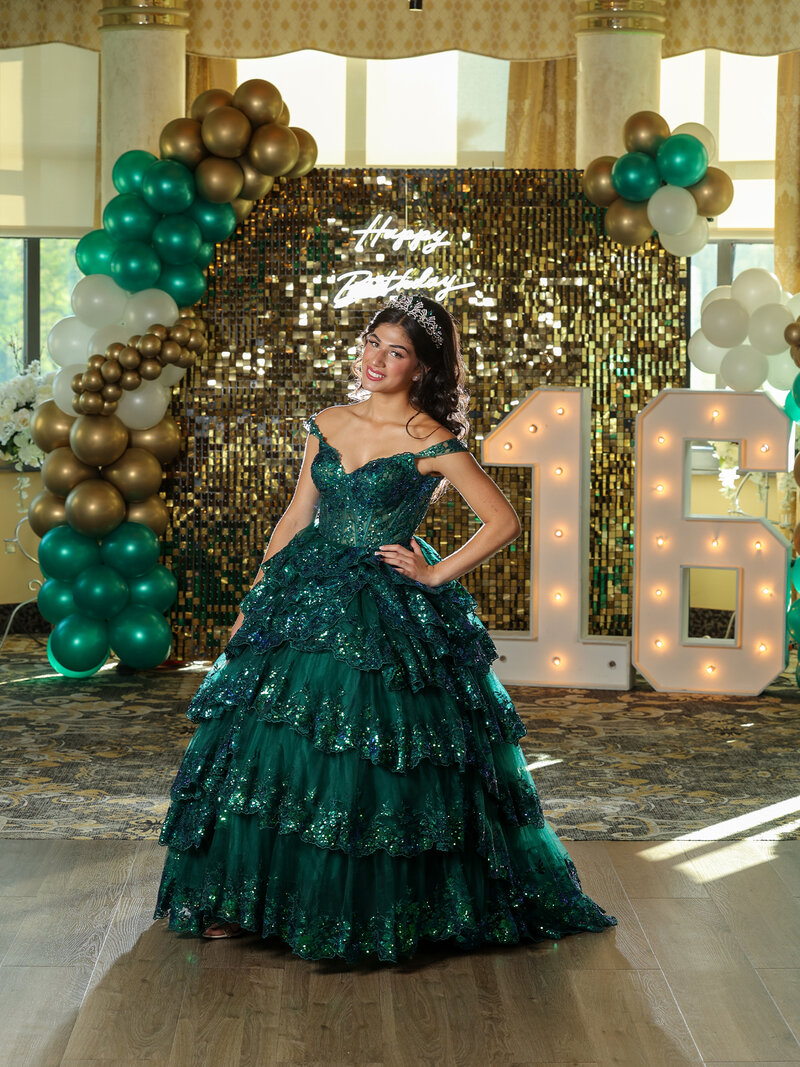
[348,295,470,503]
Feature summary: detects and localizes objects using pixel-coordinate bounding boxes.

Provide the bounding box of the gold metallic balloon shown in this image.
[794,451,800,487]
[278,102,290,126]
[102,400,118,416]
[79,392,104,415]
[236,155,275,200]
[201,106,252,159]
[102,382,122,402]
[30,400,76,453]
[186,329,205,352]
[72,395,82,415]
[137,335,161,359]
[160,340,181,363]
[139,359,163,380]
[101,358,122,383]
[82,369,104,392]
[150,324,169,340]
[688,166,734,218]
[786,322,800,348]
[88,354,106,369]
[106,342,125,360]
[195,156,244,203]
[794,522,800,554]
[127,334,141,348]
[169,324,190,346]
[71,374,84,394]
[232,79,283,128]
[129,413,182,463]
[582,156,619,208]
[119,345,143,368]
[126,494,169,536]
[65,478,127,538]
[177,348,194,368]
[605,197,653,247]
[100,446,163,502]
[190,88,233,122]
[160,116,208,169]
[120,370,142,391]
[69,413,128,467]
[28,489,67,537]
[248,123,300,177]
[285,127,318,178]
[42,446,97,497]
[623,110,670,156]
[231,197,254,223]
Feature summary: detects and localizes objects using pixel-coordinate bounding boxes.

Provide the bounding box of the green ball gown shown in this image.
[153,412,618,962]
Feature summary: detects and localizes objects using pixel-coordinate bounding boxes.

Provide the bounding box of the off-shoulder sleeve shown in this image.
[303,413,324,441]
[417,437,470,460]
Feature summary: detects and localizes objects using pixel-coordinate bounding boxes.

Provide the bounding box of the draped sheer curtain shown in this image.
[504,58,576,169]
[775,52,800,293]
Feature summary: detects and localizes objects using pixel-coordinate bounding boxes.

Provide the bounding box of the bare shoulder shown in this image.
[313,404,351,431]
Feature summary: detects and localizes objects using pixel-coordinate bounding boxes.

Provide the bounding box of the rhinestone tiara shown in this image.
[386,294,444,349]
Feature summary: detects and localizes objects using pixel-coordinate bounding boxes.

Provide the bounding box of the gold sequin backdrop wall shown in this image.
[162,168,687,661]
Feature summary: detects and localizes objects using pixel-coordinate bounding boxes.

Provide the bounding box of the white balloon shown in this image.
[780,289,792,305]
[658,215,708,257]
[647,184,697,236]
[71,274,128,329]
[688,329,728,373]
[671,122,717,163]
[122,289,179,334]
[730,268,782,313]
[701,298,749,348]
[88,323,129,358]
[46,316,95,369]
[720,344,769,392]
[159,364,187,386]
[700,285,732,313]
[115,378,170,430]
[766,350,799,391]
[787,293,800,317]
[52,362,90,416]
[748,302,795,356]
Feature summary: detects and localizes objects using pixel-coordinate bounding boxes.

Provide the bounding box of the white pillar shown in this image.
[575,1,666,169]
[100,2,189,208]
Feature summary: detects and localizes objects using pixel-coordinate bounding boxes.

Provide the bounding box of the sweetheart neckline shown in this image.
[309,416,451,478]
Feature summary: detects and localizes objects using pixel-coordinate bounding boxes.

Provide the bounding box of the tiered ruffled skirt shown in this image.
[153,524,617,961]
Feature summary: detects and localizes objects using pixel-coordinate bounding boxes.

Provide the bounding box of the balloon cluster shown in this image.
[75,79,317,307]
[38,522,176,675]
[690,269,800,393]
[582,111,734,254]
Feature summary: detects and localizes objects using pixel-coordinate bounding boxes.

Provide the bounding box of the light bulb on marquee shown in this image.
[712,409,720,419]
[758,643,767,653]
[654,638,664,649]
[760,444,770,453]
[554,466,564,476]
[706,665,716,674]
[656,536,665,547]
[657,435,666,444]
[503,442,512,450]
[654,588,664,598]
[711,538,720,548]
[554,528,564,538]
[656,484,665,493]
[754,540,762,550]
[528,424,538,433]
[552,656,562,666]
[554,591,563,601]
[555,407,565,416]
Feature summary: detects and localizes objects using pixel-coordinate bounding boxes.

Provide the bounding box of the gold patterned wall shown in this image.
[162,168,686,660]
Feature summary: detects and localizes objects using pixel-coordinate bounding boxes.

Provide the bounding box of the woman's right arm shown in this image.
[229,428,321,638]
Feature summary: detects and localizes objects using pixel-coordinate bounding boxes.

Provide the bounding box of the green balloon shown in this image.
[108,604,172,668]
[791,558,800,594]
[76,229,116,276]
[100,521,160,578]
[785,387,800,421]
[611,152,661,202]
[195,240,215,267]
[37,578,77,623]
[141,160,195,215]
[156,262,207,306]
[186,196,236,242]
[39,526,100,581]
[110,241,162,292]
[49,613,110,674]
[656,134,708,188]
[787,600,800,641]
[112,150,158,195]
[791,372,800,411]
[73,564,130,620]
[128,564,178,612]
[103,193,159,243]
[152,215,203,265]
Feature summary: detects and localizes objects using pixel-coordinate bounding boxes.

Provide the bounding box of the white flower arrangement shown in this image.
[0,350,57,515]
[711,439,769,504]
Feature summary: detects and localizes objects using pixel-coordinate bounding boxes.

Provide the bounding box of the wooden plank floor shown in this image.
[0,838,798,1066]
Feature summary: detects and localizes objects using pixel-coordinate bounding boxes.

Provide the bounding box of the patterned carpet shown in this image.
[1,634,799,841]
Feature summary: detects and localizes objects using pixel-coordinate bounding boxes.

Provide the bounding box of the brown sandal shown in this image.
[202,921,245,939]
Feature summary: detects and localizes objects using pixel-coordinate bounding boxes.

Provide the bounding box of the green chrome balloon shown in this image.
[194,240,215,267]
[656,134,708,188]
[100,521,160,578]
[39,526,101,581]
[103,193,159,243]
[156,262,207,306]
[49,613,110,674]
[787,600,800,642]
[785,390,800,422]
[76,229,116,277]
[110,241,162,292]
[141,160,195,215]
[37,578,77,623]
[73,563,130,620]
[610,152,661,203]
[152,215,203,265]
[112,150,158,195]
[128,563,178,613]
[186,196,236,242]
[108,604,172,668]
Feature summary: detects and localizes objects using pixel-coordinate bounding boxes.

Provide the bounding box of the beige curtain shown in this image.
[775,52,800,293]
[186,55,238,111]
[505,58,576,169]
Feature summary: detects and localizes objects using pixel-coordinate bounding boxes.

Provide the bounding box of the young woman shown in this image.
[153,293,617,960]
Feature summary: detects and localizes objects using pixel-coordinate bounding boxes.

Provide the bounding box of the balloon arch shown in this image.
[28,80,317,677]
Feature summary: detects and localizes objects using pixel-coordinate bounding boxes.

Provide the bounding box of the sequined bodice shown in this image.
[303,412,469,548]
